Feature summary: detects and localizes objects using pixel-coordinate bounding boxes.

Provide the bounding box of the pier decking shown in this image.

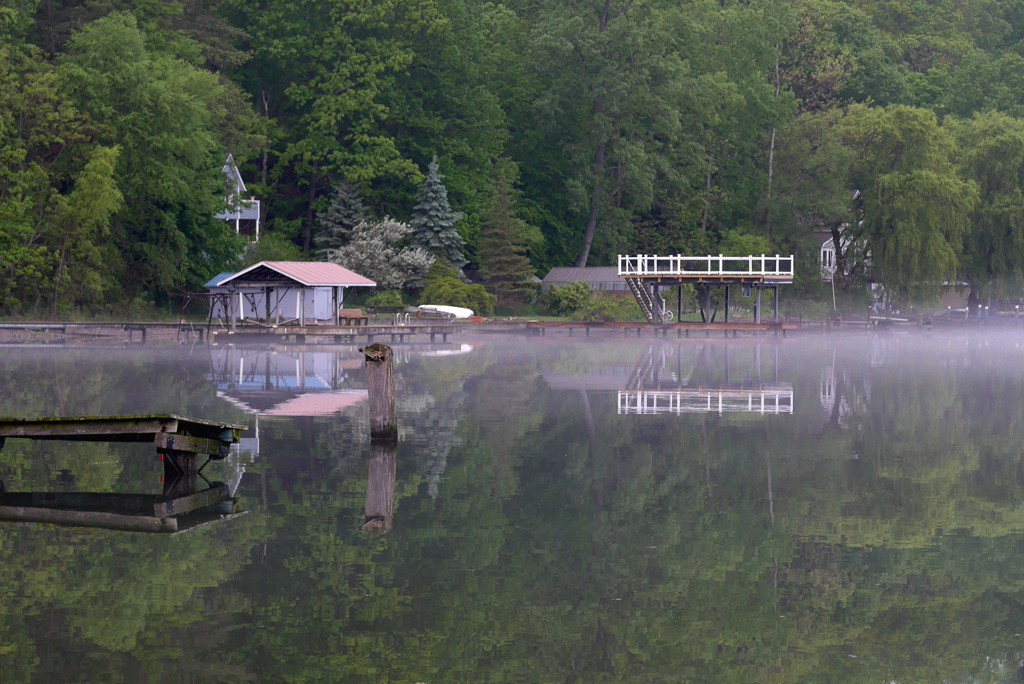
[0,321,208,344]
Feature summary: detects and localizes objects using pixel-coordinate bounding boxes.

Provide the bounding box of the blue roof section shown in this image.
[206,272,235,288]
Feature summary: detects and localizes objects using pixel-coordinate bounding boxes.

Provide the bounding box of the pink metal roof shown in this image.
[263,391,368,416]
[223,261,375,287]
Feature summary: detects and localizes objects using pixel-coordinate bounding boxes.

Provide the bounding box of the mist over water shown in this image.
[3,332,1024,682]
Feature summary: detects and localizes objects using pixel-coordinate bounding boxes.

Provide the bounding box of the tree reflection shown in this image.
[6,338,1024,682]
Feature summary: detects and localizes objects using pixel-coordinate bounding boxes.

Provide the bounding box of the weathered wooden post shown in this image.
[362,343,397,443]
[361,342,397,534]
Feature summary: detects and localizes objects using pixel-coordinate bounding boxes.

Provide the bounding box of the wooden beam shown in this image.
[0,416,177,439]
[154,484,230,517]
[154,432,230,457]
[0,505,178,533]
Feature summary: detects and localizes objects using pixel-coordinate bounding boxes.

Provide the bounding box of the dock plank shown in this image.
[0,414,244,444]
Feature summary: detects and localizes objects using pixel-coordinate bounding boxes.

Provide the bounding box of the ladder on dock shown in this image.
[625,277,666,323]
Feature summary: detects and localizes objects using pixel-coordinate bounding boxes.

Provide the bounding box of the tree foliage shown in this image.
[477,172,537,304]
[315,182,370,255]
[327,217,434,290]
[5,0,1024,313]
[410,157,467,272]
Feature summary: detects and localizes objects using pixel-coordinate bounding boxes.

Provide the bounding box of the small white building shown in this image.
[207,261,375,327]
[215,154,261,240]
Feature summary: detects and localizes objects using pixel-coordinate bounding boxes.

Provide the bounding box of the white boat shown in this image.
[418,305,474,319]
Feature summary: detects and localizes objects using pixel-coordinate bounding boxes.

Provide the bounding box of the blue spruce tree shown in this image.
[410,157,467,272]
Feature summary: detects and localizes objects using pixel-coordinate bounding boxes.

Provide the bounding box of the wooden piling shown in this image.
[362,343,397,443]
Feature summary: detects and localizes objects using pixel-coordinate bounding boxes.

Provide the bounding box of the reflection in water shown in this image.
[5,336,1024,681]
[361,442,396,535]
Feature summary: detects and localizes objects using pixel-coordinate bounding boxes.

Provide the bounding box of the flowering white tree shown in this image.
[326,217,434,290]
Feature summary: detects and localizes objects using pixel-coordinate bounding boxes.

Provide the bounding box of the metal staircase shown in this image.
[625,277,667,323]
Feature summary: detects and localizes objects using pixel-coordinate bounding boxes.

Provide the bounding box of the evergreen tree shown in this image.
[410,157,467,272]
[478,173,536,303]
[315,182,369,254]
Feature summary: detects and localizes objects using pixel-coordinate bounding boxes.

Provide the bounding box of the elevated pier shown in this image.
[618,254,795,324]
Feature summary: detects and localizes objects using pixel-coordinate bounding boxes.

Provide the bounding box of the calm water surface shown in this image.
[3,333,1024,682]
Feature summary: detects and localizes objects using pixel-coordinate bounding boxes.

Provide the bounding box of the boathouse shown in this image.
[541,267,628,292]
[207,261,375,327]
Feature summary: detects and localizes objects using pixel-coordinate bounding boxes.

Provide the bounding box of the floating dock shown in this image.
[0,414,247,533]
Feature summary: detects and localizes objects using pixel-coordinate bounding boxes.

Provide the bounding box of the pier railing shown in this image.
[618,254,795,278]
[618,389,794,415]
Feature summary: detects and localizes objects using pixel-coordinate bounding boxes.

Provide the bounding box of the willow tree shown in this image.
[845,106,977,301]
[949,112,1024,303]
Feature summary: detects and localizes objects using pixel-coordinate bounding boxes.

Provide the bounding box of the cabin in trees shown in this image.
[541,267,628,293]
[215,154,261,240]
[206,261,375,325]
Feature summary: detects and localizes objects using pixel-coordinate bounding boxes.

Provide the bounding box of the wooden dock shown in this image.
[0,321,208,344]
[0,414,247,533]
[213,323,462,345]
[526,321,798,337]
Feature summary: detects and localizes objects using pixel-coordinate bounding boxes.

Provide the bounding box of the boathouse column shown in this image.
[229,287,237,332]
[265,287,272,323]
[332,286,339,326]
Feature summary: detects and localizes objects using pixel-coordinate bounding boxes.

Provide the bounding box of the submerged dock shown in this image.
[0,414,247,533]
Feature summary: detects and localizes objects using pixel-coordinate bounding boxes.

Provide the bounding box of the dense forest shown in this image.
[5,0,1024,315]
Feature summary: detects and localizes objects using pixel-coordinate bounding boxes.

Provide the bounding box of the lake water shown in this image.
[3,333,1024,682]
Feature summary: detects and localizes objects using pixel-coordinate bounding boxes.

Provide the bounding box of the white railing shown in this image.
[618,389,794,415]
[618,254,795,278]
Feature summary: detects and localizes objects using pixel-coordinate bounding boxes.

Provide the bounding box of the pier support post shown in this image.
[362,343,397,443]
[705,287,712,325]
[774,286,779,323]
[161,450,198,497]
[755,286,762,325]
[724,286,730,323]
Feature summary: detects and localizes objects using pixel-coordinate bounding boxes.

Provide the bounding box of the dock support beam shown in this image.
[724,286,730,323]
[755,286,762,325]
[774,286,779,323]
